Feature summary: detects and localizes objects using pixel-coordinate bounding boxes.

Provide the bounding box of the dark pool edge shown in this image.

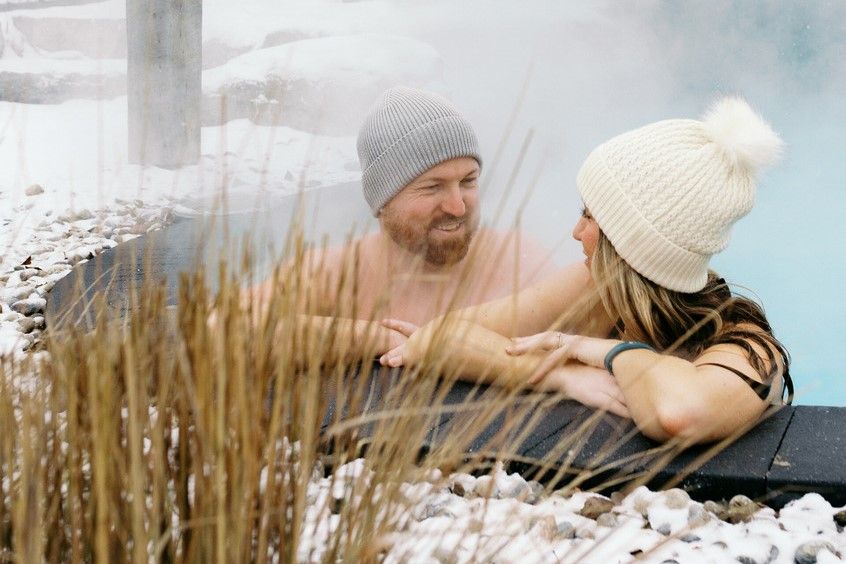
[324,365,846,510]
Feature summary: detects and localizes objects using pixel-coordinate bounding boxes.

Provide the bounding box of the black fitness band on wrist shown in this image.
[603,341,656,375]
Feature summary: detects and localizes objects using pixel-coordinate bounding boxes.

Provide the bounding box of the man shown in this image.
[249,87,558,356]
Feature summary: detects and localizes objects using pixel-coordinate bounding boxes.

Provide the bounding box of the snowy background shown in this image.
[1,0,844,405]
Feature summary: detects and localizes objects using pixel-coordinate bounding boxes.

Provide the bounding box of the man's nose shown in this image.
[441,185,466,217]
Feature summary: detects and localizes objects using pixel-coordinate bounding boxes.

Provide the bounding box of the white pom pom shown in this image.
[702,97,784,173]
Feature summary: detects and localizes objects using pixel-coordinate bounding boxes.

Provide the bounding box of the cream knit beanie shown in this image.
[577,97,784,293]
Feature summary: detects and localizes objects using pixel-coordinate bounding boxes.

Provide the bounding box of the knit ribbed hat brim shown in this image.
[577,148,710,293]
[361,114,480,213]
[358,87,481,215]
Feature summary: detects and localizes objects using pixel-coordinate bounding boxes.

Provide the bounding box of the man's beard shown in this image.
[382,212,478,267]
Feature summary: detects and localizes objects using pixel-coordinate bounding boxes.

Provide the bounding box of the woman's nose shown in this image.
[572,218,585,241]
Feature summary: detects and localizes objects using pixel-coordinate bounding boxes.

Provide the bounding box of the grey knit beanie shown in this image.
[357,86,482,215]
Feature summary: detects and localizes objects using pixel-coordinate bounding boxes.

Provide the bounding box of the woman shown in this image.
[379,97,792,444]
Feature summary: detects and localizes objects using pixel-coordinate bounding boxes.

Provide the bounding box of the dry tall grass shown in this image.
[0,233,511,562]
[0,220,767,562]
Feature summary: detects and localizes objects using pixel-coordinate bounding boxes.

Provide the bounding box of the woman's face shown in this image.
[572,207,600,267]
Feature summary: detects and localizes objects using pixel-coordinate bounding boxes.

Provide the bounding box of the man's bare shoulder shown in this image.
[299,232,380,277]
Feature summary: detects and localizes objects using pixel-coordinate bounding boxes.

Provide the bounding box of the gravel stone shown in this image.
[11,297,46,316]
[3,285,32,303]
[633,496,652,517]
[596,512,618,528]
[500,475,529,500]
[663,488,691,509]
[44,263,72,275]
[528,515,557,541]
[424,502,455,520]
[703,500,725,516]
[473,475,499,499]
[67,247,95,264]
[688,504,712,528]
[431,546,458,564]
[794,540,836,564]
[17,317,37,334]
[725,495,759,524]
[18,268,40,281]
[524,480,544,504]
[575,522,595,539]
[449,481,465,497]
[25,184,45,196]
[555,520,575,539]
[579,496,615,519]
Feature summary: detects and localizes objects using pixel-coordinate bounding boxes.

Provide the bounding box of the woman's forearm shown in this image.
[595,344,769,443]
[406,321,630,415]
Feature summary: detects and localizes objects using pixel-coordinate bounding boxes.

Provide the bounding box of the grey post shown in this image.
[127,0,202,168]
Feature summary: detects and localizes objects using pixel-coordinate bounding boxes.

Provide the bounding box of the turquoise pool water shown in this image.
[713,102,846,406]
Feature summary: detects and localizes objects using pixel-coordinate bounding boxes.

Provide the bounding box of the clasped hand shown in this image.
[378,319,419,367]
[377,323,629,418]
[506,331,630,418]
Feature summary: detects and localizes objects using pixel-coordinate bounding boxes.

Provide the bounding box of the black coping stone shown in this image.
[324,365,820,507]
[45,189,846,510]
[520,402,796,505]
[767,406,846,508]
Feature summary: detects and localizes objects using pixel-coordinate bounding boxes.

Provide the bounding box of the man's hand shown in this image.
[366,320,409,358]
[378,319,419,367]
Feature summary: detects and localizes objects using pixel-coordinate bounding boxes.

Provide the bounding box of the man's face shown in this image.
[379,157,480,267]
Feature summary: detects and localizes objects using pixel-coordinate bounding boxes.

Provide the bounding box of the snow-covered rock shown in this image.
[201,0,397,69]
[8,0,126,59]
[0,56,125,103]
[202,33,443,135]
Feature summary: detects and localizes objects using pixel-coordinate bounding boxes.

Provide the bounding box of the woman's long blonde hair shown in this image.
[590,232,789,391]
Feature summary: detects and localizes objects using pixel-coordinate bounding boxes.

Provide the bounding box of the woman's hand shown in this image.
[545,364,630,418]
[506,331,573,354]
[507,332,622,384]
[506,331,585,384]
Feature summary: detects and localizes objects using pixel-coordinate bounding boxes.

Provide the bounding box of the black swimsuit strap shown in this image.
[696,362,773,402]
[782,369,794,404]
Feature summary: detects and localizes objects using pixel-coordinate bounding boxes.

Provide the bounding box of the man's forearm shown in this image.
[281,315,396,367]
[406,320,552,390]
